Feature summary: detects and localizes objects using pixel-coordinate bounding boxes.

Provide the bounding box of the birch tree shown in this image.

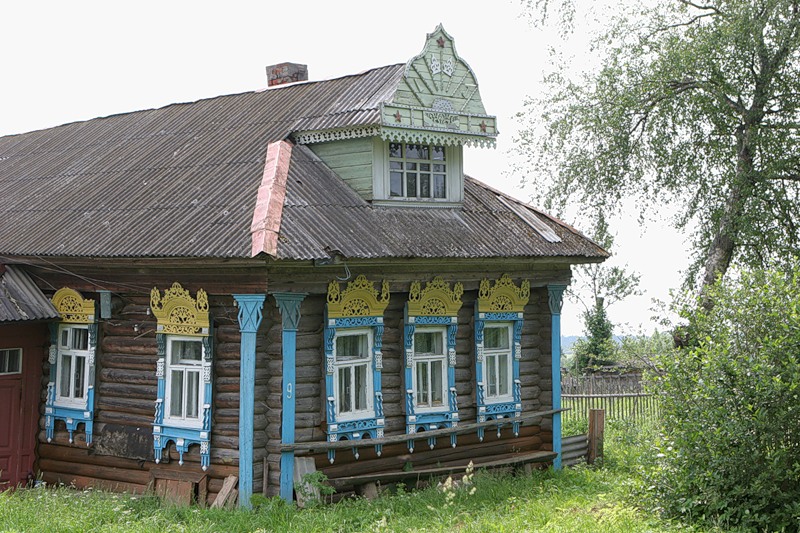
[519,0,800,309]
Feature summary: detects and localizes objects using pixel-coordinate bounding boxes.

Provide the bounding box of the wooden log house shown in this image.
[0,26,607,505]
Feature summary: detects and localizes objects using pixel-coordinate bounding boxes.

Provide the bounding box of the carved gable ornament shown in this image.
[380,24,497,148]
[52,287,95,324]
[477,274,530,313]
[150,282,210,336]
[327,275,390,318]
[407,276,464,317]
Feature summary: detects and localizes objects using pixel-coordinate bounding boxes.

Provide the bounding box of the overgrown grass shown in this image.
[0,423,724,532]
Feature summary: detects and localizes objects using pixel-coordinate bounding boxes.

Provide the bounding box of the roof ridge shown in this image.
[0,63,406,141]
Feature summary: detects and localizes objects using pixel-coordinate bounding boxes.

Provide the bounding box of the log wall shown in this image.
[22,259,566,501]
[28,265,264,506]
[261,264,561,496]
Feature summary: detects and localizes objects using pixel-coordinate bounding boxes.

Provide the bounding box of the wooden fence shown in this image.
[562,409,605,467]
[562,373,659,428]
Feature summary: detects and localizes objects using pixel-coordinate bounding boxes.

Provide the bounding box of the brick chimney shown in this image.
[266,62,308,87]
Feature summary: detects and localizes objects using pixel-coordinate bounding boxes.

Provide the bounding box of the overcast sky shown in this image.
[1,0,690,336]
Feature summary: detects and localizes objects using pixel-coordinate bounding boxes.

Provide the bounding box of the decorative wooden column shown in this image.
[547,284,566,470]
[273,292,307,503]
[233,294,265,509]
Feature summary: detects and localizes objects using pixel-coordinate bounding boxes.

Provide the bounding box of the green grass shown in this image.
[0,424,723,533]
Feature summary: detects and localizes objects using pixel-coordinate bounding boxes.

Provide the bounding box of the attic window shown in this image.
[389,142,447,199]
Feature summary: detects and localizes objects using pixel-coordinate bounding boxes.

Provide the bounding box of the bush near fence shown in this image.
[562,372,658,431]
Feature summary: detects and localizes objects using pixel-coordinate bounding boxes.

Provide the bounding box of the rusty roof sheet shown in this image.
[0,265,59,322]
[0,63,606,262]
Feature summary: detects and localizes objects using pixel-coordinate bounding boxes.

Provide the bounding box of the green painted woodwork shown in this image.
[382,24,497,146]
[294,25,496,150]
[308,138,375,200]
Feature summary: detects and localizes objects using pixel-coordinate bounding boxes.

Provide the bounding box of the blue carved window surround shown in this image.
[403,277,463,452]
[46,288,97,445]
[474,275,530,441]
[324,275,390,464]
[150,283,213,470]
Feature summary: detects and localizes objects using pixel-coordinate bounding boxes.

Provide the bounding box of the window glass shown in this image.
[433,174,446,198]
[487,355,498,397]
[72,356,85,398]
[0,349,21,374]
[431,360,444,406]
[416,361,429,405]
[388,142,447,199]
[336,334,368,361]
[415,331,443,354]
[333,330,373,419]
[186,371,200,419]
[354,364,368,411]
[338,367,352,413]
[59,355,72,397]
[166,337,205,424]
[170,370,184,417]
[71,328,89,350]
[498,353,510,396]
[485,326,510,349]
[171,339,202,364]
[413,329,447,409]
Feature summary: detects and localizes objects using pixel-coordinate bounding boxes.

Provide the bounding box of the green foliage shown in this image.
[519,0,800,291]
[646,268,800,530]
[0,433,723,533]
[574,298,616,371]
[294,471,336,507]
[616,330,676,368]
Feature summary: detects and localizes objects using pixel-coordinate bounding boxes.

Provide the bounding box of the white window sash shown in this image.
[164,336,205,428]
[412,327,449,412]
[55,326,91,407]
[332,329,374,421]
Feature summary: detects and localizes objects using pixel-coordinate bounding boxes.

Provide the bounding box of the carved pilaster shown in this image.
[273,292,307,330]
[547,284,566,316]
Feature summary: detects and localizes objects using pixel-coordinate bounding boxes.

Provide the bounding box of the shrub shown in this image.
[647,269,800,530]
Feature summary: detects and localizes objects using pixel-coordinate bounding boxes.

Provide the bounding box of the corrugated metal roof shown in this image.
[0,62,606,263]
[277,146,607,260]
[0,65,405,258]
[0,265,58,322]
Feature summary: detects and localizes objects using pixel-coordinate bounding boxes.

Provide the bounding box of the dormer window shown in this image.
[372,140,463,204]
[389,142,447,199]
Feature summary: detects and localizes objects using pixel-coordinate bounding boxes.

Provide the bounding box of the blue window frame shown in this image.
[404,277,463,451]
[324,275,390,463]
[46,288,97,446]
[474,275,530,441]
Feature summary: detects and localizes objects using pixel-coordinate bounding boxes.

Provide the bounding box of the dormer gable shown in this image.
[296,25,496,206]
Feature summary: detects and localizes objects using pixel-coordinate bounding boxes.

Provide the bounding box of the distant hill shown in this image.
[561,335,581,354]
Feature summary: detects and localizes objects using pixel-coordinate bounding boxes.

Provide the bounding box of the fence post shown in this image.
[588,408,605,465]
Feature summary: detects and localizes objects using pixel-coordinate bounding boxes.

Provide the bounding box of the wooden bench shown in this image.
[327,450,557,492]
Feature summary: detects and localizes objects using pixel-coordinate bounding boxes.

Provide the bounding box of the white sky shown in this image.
[0,0,690,335]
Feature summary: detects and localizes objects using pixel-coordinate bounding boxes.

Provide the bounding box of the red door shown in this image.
[0,376,23,489]
[0,324,46,490]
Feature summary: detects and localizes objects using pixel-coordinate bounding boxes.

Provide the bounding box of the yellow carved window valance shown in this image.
[327,275,390,318]
[476,274,530,313]
[150,282,210,336]
[407,276,463,317]
[52,287,95,324]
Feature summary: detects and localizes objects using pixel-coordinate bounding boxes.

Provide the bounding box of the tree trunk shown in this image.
[698,119,758,311]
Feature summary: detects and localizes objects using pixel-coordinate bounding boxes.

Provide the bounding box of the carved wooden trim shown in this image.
[407,276,463,317]
[327,275,390,319]
[150,282,210,336]
[51,287,95,324]
[477,274,530,313]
